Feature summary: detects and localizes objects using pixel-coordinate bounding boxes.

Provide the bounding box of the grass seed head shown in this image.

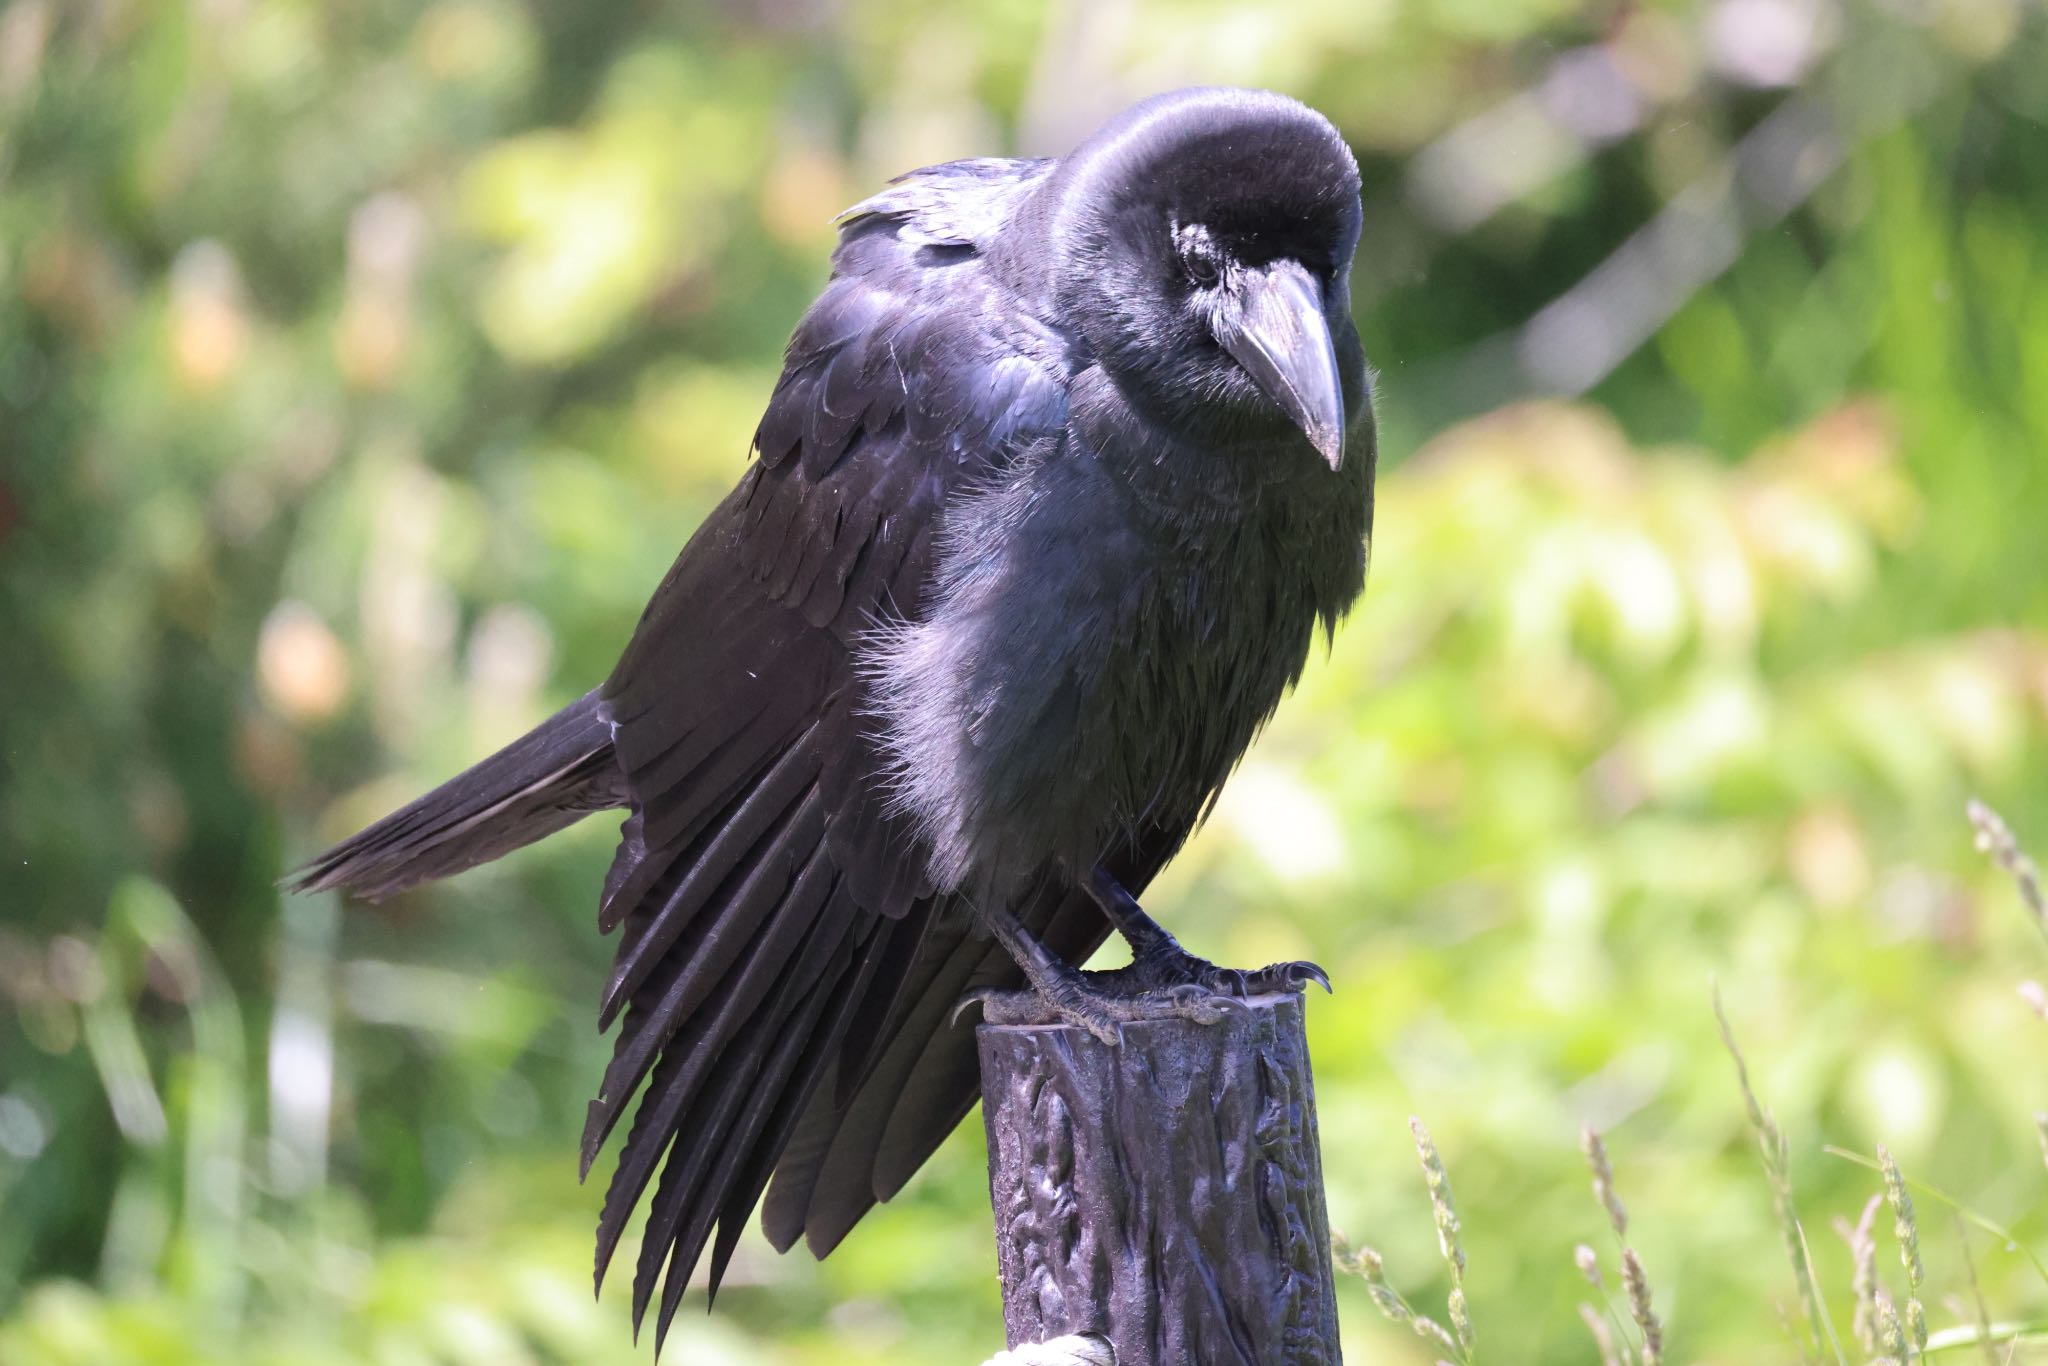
[1969,798,2047,941]
[1622,1248,1664,1366]
[1583,1125,1629,1238]
[1578,1302,1623,1366]
[1836,1195,1882,1356]
[1334,1235,1463,1360]
[1410,1116,1467,1283]
[1878,1144,1927,1351]
[1876,1288,1908,1363]
[1449,1286,1475,1356]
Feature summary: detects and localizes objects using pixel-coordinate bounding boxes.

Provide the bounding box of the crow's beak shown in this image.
[1216,258,1345,471]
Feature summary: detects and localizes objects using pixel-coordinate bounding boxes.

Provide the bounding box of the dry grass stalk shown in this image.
[1332,1235,1464,1361]
[1574,1242,1640,1363]
[1579,1301,1625,1366]
[1956,1218,2000,1366]
[1835,1194,1882,1356]
[1579,1127,1666,1366]
[1584,1125,1629,1237]
[1878,1144,1929,1356]
[1968,799,2047,946]
[1410,1115,1475,1361]
[1714,987,1843,1364]
[1622,1248,1664,1366]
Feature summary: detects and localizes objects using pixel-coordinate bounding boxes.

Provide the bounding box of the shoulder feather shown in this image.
[835,156,1052,248]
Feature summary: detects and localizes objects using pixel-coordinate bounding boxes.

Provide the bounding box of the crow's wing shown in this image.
[577,158,1076,1347]
[754,821,1201,1262]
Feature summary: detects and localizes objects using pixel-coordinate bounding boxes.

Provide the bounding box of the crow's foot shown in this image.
[1108,939,1331,1003]
[1127,947,1333,999]
[954,977,1128,1045]
[954,978,1228,1036]
[1082,865,1331,1004]
[962,867,1332,1041]
[953,948,1330,1040]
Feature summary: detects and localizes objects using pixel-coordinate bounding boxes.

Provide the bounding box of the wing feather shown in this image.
[760,836,1187,1259]
[583,789,828,1169]
[591,838,841,1280]
[631,891,863,1343]
[581,155,1078,1339]
[701,907,897,1298]
[597,728,821,1023]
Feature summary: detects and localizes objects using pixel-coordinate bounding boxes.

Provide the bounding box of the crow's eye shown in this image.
[1173,222,1223,289]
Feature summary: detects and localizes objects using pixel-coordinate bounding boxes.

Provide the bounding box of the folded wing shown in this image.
[580,161,1094,1350]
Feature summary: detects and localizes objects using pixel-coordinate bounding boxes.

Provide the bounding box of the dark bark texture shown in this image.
[976,993,1341,1366]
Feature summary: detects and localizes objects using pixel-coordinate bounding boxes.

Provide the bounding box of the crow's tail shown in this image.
[290,690,622,901]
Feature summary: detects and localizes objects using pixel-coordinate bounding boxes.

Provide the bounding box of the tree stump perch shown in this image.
[977,992,1342,1366]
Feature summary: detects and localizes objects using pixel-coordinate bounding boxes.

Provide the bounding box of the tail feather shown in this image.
[290,691,620,901]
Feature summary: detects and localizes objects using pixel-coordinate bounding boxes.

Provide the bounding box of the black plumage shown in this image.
[294,86,1376,1349]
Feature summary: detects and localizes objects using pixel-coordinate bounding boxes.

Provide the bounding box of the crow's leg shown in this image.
[961,903,1131,1047]
[1085,866,1331,1000]
[955,870,1331,1042]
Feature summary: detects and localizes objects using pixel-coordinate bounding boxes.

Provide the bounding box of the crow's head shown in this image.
[1043,87,1366,471]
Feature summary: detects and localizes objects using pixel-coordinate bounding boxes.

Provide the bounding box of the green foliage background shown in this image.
[3,1,2047,1361]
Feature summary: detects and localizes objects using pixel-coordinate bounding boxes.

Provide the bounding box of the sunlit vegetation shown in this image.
[3,1,2046,1361]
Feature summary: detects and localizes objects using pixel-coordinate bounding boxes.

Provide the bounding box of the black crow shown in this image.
[295,86,1375,1346]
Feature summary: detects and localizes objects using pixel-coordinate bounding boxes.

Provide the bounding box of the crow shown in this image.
[294,85,1375,1347]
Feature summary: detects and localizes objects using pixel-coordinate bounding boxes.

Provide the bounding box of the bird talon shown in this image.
[1160,983,1234,1024]
[950,988,997,1027]
[1296,961,1334,994]
[1190,964,1252,998]
[1172,957,1335,999]
[1059,1001,1124,1047]
[1257,959,1332,995]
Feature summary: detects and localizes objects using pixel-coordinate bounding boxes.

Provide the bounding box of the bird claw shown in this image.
[1059,999,1126,1048]
[1158,982,1241,1025]
[1128,943,1333,1001]
[950,986,1000,1028]
[1191,957,1331,999]
[1229,959,1332,996]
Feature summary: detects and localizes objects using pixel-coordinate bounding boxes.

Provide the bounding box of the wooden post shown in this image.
[976,992,1342,1366]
